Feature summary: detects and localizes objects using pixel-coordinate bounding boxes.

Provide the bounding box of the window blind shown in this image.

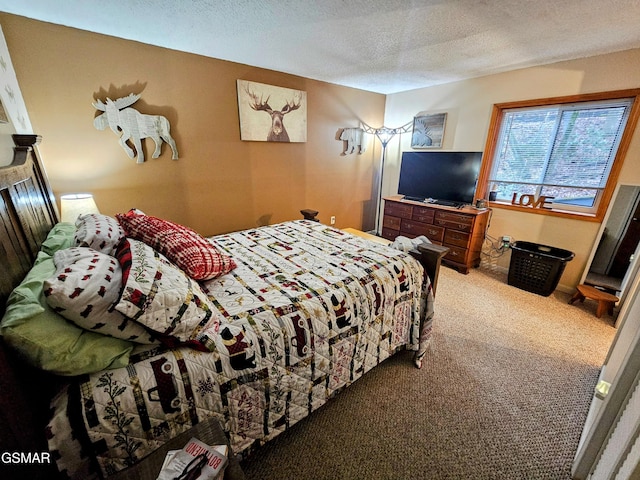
[490,98,632,212]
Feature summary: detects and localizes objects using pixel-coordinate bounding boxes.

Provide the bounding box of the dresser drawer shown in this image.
[434,215,473,233]
[381,227,399,241]
[400,219,431,237]
[444,229,470,248]
[401,220,444,243]
[444,245,468,263]
[435,211,473,224]
[412,206,435,224]
[383,215,401,230]
[384,202,413,219]
[422,224,444,243]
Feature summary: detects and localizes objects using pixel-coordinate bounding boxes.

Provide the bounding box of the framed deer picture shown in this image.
[237,80,307,142]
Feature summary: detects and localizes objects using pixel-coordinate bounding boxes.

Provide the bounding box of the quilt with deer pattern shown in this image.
[47,221,434,479]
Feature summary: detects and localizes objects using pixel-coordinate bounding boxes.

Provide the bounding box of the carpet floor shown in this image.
[239,265,616,479]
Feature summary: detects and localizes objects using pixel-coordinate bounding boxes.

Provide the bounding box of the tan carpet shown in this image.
[239,266,616,479]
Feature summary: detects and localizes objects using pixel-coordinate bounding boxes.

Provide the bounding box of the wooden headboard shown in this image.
[0,135,58,308]
[0,134,62,479]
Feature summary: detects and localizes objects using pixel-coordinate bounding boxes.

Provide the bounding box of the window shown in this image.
[480,90,640,221]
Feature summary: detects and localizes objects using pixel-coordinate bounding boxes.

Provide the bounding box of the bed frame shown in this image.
[0,134,63,479]
[0,134,447,479]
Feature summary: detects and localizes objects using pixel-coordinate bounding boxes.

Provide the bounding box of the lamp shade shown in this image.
[60,193,100,223]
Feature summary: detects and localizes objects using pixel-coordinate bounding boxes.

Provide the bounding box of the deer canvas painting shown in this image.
[237,80,307,142]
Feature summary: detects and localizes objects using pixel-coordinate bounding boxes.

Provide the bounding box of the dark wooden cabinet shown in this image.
[382,196,490,274]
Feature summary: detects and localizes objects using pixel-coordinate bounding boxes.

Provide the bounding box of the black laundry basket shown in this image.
[508,241,575,296]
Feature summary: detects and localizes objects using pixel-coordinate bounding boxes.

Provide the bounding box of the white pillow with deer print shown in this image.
[44,247,158,344]
[74,213,126,256]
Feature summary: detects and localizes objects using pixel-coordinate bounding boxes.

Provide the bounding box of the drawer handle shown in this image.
[428,229,438,235]
[451,251,460,256]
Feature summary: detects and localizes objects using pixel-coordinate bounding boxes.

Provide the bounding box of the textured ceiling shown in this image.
[2,0,640,94]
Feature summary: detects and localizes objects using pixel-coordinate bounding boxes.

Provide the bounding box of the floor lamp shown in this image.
[373,127,396,235]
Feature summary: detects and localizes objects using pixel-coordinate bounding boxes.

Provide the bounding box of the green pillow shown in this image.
[0,251,133,376]
[40,222,76,256]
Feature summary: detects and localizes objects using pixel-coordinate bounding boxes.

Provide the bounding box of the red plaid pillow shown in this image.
[116,212,236,280]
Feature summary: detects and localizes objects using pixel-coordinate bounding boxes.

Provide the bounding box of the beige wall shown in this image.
[383,49,640,292]
[0,13,385,236]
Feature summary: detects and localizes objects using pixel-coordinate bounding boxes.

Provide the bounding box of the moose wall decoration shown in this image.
[237,80,307,143]
[92,93,178,163]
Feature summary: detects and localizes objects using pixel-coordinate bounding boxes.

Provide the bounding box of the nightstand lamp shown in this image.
[60,193,100,223]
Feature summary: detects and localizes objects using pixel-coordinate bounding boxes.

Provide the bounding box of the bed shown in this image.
[0,134,439,480]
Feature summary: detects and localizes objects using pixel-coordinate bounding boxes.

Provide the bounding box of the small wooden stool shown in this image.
[569,284,619,318]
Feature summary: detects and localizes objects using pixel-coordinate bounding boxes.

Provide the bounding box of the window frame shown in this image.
[477,89,640,222]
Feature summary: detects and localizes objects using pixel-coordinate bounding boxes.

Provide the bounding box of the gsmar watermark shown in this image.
[1,451,51,464]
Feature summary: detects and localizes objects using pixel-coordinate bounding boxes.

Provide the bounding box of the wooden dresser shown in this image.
[381,196,490,274]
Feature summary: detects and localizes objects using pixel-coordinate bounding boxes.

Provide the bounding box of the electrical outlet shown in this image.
[330,216,336,225]
[501,235,511,247]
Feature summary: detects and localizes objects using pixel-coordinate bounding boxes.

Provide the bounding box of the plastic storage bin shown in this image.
[508,241,575,296]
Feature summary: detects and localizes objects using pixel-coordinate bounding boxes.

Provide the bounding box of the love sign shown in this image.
[511,193,554,209]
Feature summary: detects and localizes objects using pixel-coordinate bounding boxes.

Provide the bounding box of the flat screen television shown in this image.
[397,151,483,206]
